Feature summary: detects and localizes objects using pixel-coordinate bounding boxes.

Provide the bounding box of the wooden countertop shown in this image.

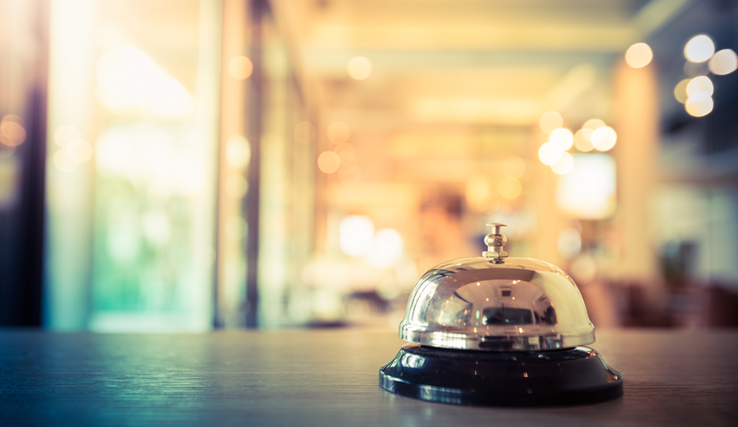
[1,328,737,426]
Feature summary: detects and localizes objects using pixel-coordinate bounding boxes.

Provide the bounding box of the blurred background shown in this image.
[1,0,737,331]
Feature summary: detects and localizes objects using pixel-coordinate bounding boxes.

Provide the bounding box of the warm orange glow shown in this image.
[327,122,350,144]
[225,175,248,199]
[674,79,690,104]
[549,128,574,151]
[228,55,253,80]
[347,56,372,80]
[625,43,653,68]
[502,156,525,178]
[686,76,713,97]
[684,34,715,63]
[538,142,563,165]
[685,92,713,117]
[317,151,341,173]
[294,121,316,144]
[1,114,24,126]
[334,143,356,165]
[574,128,594,152]
[0,115,26,147]
[591,126,617,151]
[465,178,491,208]
[498,177,521,200]
[708,49,738,75]
[551,152,574,175]
[538,111,563,134]
[582,118,605,130]
[66,139,93,163]
[0,120,26,147]
[465,177,500,213]
[339,164,362,185]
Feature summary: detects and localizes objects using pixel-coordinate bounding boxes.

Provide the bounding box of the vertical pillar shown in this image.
[531,127,564,268]
[215,0,251,328]
[44,0,96,329]
[612,58,663,297]
[244,0,265,328]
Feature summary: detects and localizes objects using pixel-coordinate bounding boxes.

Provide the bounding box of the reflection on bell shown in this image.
[379,223,623,406]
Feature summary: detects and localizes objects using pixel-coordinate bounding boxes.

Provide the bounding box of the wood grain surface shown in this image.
[1,328,737,426]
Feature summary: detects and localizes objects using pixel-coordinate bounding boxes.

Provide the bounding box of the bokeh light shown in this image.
[685,91,714,117]
[498,177,522,200]
[551,152,574,175]
[53,149,78,172]
[570,253,598,283]
[0,115,27,147]
[557,227,582,259]
[538,142,563,165]
[366,228,403,268]
[549,128,574,151]
[686,76,713,97]
[673,78,690,104]
[708,49,738,75]
[582,118,606,130]
[66,139,93,163]
[226,135,251,169]
[347,56,372,80]
[502,156,526,178]
[327,122,351,144]
[539,111,563,134]
[1,114,24,127]
[334,143,356,165]
[625,43,653,68]
[591,127,617,151]
[684,34,715,63]
[318,151,341,174]
[54,125,82,148]
[339,216,374,257]
[556,154,616,219]
[228,55,253,80]
[574,128,594,152]
[465,177,498,213]
[294,121,316,144]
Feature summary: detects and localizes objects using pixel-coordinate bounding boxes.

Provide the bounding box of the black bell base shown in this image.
[379,344,623,406]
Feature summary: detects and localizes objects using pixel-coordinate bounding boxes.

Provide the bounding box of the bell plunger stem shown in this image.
[483,222,508,263]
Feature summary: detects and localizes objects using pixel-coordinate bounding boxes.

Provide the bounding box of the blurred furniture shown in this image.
[1,328,737,426]
[703,285,738,327]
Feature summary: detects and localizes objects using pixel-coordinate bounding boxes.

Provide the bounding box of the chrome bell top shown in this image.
[399,223,595,351]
